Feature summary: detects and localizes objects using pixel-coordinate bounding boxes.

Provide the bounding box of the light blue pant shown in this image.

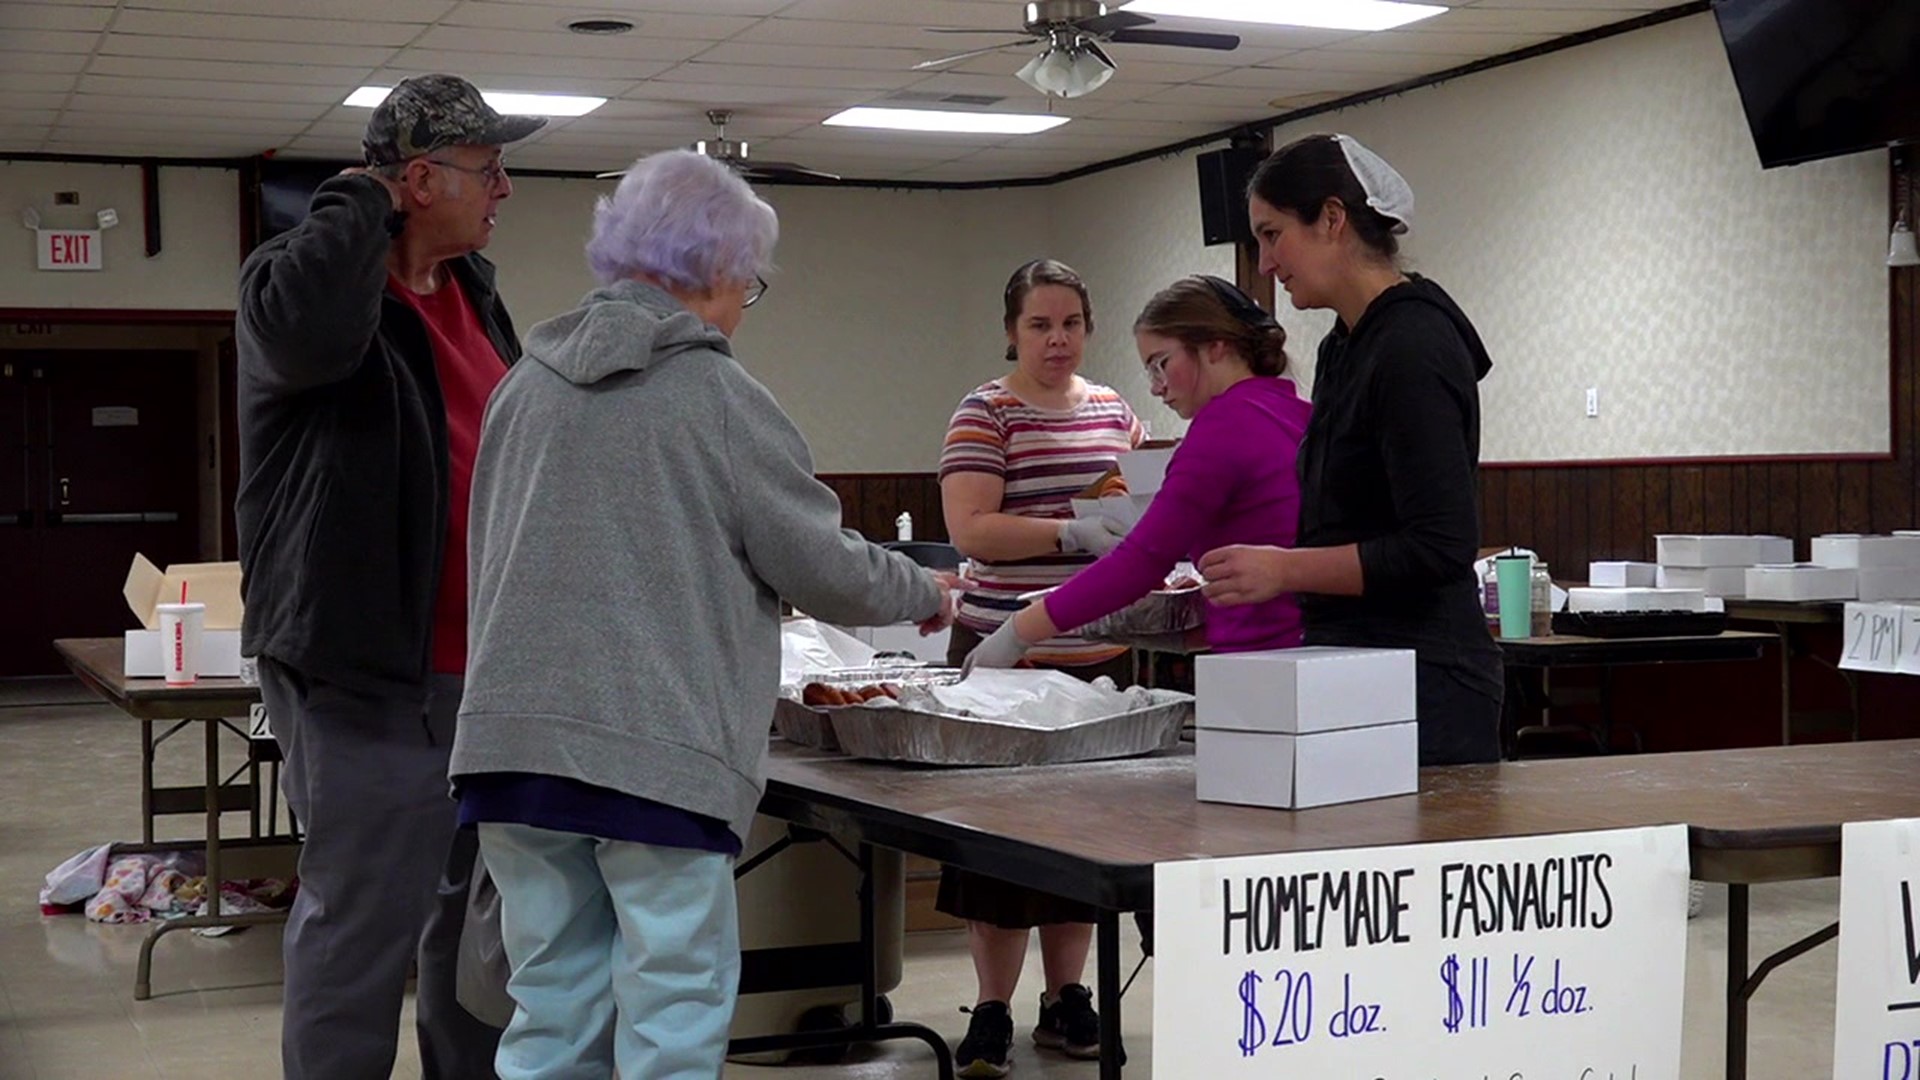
[478,822,740,1080]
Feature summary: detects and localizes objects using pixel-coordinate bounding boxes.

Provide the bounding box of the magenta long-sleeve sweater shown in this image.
[1043,376,1311,653]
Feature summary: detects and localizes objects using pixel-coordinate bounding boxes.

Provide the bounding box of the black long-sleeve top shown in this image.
[1296,275,1502,702]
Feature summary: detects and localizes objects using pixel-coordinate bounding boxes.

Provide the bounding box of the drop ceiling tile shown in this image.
[128,0,455,19]
[772,0,1010,29]
[410,25,716,62]
[0,91,73,111]
[110,9,426,46]
[1319,28,1557,55]
[93,34,399,67]
[1194,66,1395,94]
[59,113,304,137]
[1,29,98,54]
[77,74,350,104]
[382,49,671,84]
[1285,48,1478,76]
[0,50,88,74]
[691,41,929,71]
[623,82,890,108]
[734,17,992,49]
[649,62,923,91]
[1416,7,1629,34]
[64,95,328,120]
[438,4,758,38]
[0,72,78,93]
[370,66,642,98]
[86,55,375,87]
[0,3,114,32]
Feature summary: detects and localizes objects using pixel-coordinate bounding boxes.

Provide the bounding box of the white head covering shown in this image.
[1333,134,1412,235]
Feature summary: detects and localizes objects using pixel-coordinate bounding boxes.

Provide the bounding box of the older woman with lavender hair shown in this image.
[449,148,957,1078]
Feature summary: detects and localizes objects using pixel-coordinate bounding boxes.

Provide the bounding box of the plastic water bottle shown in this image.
[895,512,913,542]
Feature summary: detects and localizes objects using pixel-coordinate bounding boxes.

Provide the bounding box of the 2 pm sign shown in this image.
[1833,818,1920,1079]
[35,229,102,271]
[1153,824,1692,1080]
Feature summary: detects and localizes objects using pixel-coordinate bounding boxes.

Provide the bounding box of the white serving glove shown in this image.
[961,619,1032,677]
[1057,517,1127,556]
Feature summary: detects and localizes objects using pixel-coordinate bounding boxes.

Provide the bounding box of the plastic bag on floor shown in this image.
[40,844,113,911]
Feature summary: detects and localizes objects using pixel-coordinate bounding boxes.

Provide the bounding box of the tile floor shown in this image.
[0,691,1845,1078]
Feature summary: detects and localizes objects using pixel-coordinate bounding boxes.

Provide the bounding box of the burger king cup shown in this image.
[156,602,205,686]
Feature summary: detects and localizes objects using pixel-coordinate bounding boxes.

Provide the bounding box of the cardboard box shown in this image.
[121,554,245,678]
[1195,723,1418,810]
[1654,565,1749,598]
[1743,564,1858,602]
[1810,534,1920,569]
[1566,586,1708,613]
[1196,646,1415,735]
[1590,561,1657,587]
[1855,567,1920,602]
[1116,447,1175,497]
[1655,534,1793,568]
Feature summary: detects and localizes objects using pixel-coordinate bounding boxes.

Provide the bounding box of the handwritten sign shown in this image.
[1844,603,1907,674]
[247,703,272,741]
[1833,819,1920,1078]
[1153,825,1690,1080]
[1901,608,1920,677]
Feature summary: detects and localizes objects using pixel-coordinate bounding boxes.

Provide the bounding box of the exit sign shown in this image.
[35,229,102,271]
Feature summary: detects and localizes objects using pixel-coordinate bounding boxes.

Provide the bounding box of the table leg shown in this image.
[1725,883,1748,1080]
[141,718,155,846]
[1774,622,1792,746]
[1098,908,1123,1079]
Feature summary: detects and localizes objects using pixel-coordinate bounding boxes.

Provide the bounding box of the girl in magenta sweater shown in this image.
[964,275,1310,670]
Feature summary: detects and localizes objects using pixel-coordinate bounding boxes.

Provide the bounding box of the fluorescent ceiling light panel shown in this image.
[823,107,1070,135]
[1127,0,1446,32]
[343,85,605,117]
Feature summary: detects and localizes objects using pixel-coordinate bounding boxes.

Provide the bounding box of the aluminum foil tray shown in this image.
[826,689,1192,767]
[1080,589,1206,640]
[773,667,963,751]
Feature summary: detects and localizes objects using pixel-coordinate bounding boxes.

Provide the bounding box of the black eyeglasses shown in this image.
[744,275,769,308]
[424,157,508,188]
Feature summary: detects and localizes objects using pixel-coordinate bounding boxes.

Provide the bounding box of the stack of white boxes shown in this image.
[1653,534,1795,600]
[1193,646,1419,809]
[1808,534,1920,601]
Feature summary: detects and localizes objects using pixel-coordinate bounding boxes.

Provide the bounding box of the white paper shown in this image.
[1832,819,1920,1078]
[1900,606,1920,676]
[1841,603,1904,674]
[779,618,877,685]
[905,669,1159,728]
[1154,825,1691,1080]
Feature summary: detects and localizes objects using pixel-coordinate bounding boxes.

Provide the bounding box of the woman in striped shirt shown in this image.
[936,258,1143,1075]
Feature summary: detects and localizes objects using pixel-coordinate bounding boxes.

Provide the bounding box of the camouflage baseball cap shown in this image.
[362,74,546,166]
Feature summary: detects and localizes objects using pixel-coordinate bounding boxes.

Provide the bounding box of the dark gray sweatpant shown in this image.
[259,659,502,1079]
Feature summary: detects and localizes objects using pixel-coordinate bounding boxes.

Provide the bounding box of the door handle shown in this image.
[58,476,69,506]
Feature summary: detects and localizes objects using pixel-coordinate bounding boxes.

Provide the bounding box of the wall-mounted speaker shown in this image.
[1196,145,1266,247]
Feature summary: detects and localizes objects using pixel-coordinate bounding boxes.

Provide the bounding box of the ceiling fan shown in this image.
[596,109,840,183]
[914,1,1240,98]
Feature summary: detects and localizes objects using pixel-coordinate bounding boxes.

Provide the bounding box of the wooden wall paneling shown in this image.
[1700,464,1732,535]
[1479,470,1509,551]
[1643,468,1673,551]
[1671,466,1704,536]
[1586,467,1613,562]
[1798,461,1839,540]
[1766,462,1800,547]
[1531,469,1560,556]
[1564,468,1590,574]
[1501,470,1534,551]
[1747,461,1773,541]
[1727,464,1750,535]
[1838,462,1873,532]
[1612,467,1646,559]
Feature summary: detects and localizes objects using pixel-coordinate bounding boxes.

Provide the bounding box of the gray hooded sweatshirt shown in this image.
[451,279,939,842]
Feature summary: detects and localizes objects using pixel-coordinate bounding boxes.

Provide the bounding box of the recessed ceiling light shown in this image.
[566,17,635,35]
[342,85,606,117]
[1127,0,1446,33]
[823,107,1069,135]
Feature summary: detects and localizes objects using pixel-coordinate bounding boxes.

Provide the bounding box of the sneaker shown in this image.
[1034,983,1111,1062]
[954,1000,1014,1078]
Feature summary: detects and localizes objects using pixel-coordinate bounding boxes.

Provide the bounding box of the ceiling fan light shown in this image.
[1016,44,1114,99]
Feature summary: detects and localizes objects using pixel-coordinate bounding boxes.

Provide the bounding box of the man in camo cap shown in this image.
[235,73,543,1079]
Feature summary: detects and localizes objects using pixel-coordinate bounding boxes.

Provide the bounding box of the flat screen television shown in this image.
[1712,0,1920,169]
[252,158,353,246]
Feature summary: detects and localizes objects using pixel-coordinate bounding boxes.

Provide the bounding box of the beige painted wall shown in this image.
[0,163,241,311]
[1265,13,1889,461]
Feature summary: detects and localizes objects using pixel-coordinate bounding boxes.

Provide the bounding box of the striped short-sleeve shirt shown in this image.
[940,378,1143,666]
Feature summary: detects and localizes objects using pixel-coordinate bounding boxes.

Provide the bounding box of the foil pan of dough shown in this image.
[825,690,1192,767]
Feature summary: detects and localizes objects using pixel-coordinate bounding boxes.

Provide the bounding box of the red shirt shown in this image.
[390,273,507,674]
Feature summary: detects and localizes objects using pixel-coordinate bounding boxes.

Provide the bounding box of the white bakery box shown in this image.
[121,554,245,678]
[1743,564,1858,602]
[1654,534,1793,568]
[1194,646,1417,810]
